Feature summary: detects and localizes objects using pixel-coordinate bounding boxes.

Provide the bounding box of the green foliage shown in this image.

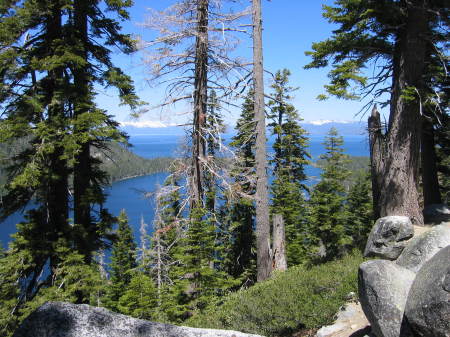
[105,210,137,311]
[305,0,448,113]
[345,172,373,250]
[314,155,370,189]
[0,140,173,196]
[0,240,105,337]
[187,251,364,336]
[304,0,394,102]
[166,208,236,322]
[268,69,310,266]
[0,0,140,328]
[117,272,158,320]
[308,128,352,261]
[204,90,225,213]
[222,89,257,282]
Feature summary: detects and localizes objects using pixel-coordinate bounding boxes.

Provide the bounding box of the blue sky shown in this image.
[96,0,378,126]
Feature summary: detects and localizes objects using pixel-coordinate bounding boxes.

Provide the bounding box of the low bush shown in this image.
[186,250,364,336]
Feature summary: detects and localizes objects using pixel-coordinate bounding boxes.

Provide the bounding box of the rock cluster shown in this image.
[12,302,264,337]
[359,218,450,337]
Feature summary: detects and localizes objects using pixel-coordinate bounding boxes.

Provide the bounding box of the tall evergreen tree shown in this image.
[345,171,373,250]
[106,210,137,311]
[0,0,140,326]
[305,0,448,224]
[166,208,234,322]
[117,273,158,321]
[204,90,224,214]
[68,0,141,262]
[308,128,351,261]
[224,90,257,282]
[268,69,310,266]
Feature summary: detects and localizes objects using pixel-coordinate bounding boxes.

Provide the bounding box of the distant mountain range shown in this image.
[300,120,367,136]
[120,120,367,136]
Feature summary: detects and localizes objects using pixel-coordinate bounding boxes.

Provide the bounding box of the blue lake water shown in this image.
[0,133,369,247]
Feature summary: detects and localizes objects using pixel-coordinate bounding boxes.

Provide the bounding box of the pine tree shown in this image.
[0,236,105,337]
[268,69,310,266]
[68,0,141,262]
[166,208,234,322]
[0,0,140,324]
[345,171,373,250]
[223,89,257,282]
[204,90,225,213]
[305,0,448,224]
[106,210,137,311]
[308,128,351,261]
[117,273,158,321]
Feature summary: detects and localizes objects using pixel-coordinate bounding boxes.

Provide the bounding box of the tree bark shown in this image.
[73,0,94,262]
[378,0,428,224]
[368,105,384,220]
[191,0,209,209]
[252,0,271,281]
[421,116,442,206]
[272,214,287,272]
[45,3,69,266]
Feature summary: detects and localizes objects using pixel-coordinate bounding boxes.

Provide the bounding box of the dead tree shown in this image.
[272,214,287,272]
[368,105,384,220]
[141,0,250,209]
[192,0,209,208]
[252,0,271,281]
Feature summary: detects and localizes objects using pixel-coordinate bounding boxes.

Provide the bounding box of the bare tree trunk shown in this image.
[272,214,287,272]
[191,0,208,209]
[378,0,427,224]
[252,0,271,281]
[421,117,441,206]
[368,105,384,220]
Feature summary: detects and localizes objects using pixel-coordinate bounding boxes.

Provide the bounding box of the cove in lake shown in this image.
[0,134,369,247]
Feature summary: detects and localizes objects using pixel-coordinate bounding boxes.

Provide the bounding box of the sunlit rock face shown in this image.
[364,216,414,260]
[12,302,265,337]
[359,220,450,337]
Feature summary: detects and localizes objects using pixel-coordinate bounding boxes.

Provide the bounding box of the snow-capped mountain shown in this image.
[119,120,186,136]
[119,119,367,136]
[301,120,366,136]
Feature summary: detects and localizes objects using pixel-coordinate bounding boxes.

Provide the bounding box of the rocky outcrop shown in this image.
[404,245,450,337]
[359,221,450,337]
[364,216,414,260]
[396,224,450,273]
[12,302,264,337]
[358,261,415,337]
[315,302,371,337]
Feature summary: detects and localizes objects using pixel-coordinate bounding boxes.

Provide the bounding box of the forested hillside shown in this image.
[92,143,173,183]
[0,141,173,195]
[0,1,448,337]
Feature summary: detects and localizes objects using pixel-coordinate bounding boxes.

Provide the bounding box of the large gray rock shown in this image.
[12,302,264,337]
[358,260,415,337]
[396,223,450,273]
[423,204,450,224]
[364,216,414,260]
[404,246,450,337]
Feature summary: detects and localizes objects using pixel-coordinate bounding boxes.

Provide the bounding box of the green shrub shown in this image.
[186,250,364,336]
